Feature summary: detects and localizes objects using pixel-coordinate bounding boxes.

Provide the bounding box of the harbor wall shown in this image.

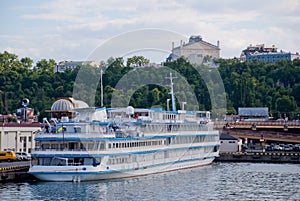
[216,152,300,163]
[0,164,31,182]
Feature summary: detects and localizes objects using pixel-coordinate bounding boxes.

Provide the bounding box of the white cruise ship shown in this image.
[28,74,220,182]
[28,106,219,181]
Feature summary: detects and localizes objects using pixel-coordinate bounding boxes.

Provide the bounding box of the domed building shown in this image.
[46,98,89,120]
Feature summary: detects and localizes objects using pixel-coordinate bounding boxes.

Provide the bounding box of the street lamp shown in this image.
[22,98,29,122]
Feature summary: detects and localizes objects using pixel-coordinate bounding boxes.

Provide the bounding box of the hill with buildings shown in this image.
[1,51,300,121]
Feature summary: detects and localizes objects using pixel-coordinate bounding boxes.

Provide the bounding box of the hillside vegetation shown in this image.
[1,51,300,120]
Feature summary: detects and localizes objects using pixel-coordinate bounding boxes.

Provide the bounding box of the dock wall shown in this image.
[0,165,31,182]
[216,152,300,163]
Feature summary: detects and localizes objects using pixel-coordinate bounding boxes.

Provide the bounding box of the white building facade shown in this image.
[220,133,242,152]
[54,61,99,73]
[167,35,220,63]
[0,124,41,153]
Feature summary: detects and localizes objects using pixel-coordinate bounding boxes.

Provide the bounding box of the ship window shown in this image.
[74,127,81,133]
[100,143,105,150]
[51,144,58,150]
[88,143,94,150]
[80,143,86,150]
[42,144,50,150]
[84,158,93,165]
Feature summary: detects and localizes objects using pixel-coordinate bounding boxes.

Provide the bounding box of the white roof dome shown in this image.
[51,99,74,111]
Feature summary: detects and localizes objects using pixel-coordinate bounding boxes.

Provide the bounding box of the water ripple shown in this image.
[0,163,299,201]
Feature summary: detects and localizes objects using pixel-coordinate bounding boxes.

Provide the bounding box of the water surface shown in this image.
[0,163,299,201]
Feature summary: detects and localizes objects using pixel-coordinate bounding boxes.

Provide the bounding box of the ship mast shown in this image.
[100,68,104,107]
[166,72,177,112]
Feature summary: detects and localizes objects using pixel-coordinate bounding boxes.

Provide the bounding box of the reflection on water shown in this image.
[0,163,299,201]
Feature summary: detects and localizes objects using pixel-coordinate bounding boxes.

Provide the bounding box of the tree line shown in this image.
[1,51,300,121]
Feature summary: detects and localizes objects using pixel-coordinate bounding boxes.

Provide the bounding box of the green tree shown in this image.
[126,56,150,67]
[276,96,297,113]
[35,59,56,72]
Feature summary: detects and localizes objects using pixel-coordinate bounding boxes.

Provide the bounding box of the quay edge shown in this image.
[215,152,300,163]
[0,162,33,182]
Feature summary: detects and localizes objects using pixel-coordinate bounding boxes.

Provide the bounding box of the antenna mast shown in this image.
[166,72,177,112]
[100,68,104,107]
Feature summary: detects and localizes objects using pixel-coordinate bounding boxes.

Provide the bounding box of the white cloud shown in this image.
[1,0,299,62]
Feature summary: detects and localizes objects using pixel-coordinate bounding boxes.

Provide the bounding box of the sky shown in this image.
[1,0,300,64]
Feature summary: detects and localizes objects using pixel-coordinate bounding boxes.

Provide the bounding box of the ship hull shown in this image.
[29,157,215,182]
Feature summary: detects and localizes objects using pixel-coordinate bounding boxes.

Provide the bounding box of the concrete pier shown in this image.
[0,161,32,182]
[216,152,300,163]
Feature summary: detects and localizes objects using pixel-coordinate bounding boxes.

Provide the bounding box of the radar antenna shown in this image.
[165,72,177,112]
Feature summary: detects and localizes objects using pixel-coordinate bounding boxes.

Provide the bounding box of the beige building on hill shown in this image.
[167,35,220,64]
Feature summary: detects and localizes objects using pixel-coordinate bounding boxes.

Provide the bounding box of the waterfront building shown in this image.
[238,107,269,122]
[246,52,300,63]
[219,133,242,152]
[167,35,220,64]
[54,61,99,73]
[0,123,41,153]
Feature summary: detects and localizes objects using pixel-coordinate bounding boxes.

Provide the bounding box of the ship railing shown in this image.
[140,123,213,133]
[33,148,104,152]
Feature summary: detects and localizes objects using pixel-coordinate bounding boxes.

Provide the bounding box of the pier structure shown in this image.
[0,161,31,182]
[216,152,300,163]
[215,121,300,144]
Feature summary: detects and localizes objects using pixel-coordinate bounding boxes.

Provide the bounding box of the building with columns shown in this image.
[0,123,41,153]
[167,35,220,64]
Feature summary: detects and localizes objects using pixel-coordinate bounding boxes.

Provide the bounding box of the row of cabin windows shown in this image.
[54,124,212,135]
[107,146,216,165]
[171,135,218,145]
[163,114,176,120]
[39,140,164,150]
[33,157,100,166]
[37,135,217,151]
[39,142,105,151]
[107,151,166,165]
[108,140,164,149]
[141,124,210,133]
